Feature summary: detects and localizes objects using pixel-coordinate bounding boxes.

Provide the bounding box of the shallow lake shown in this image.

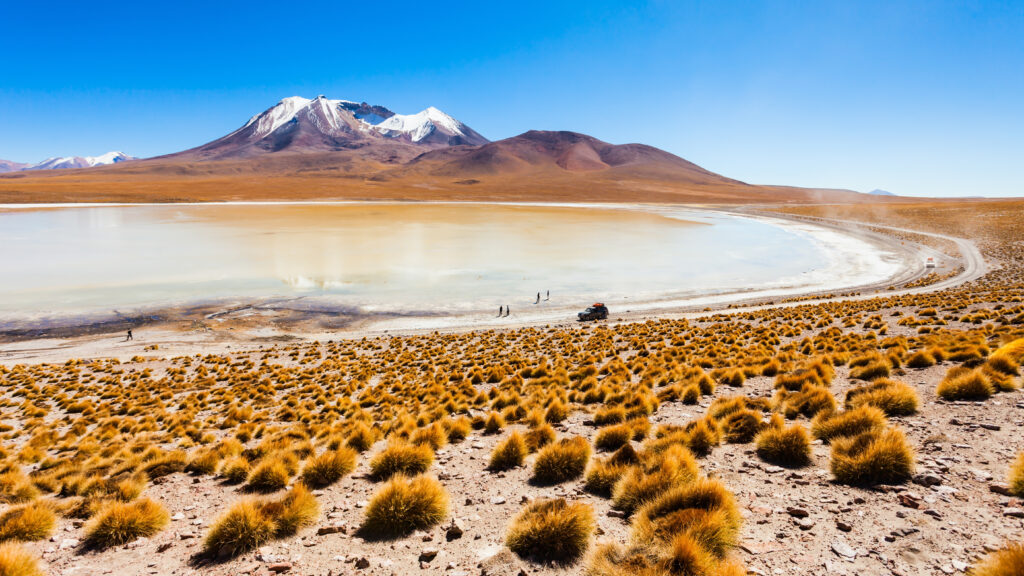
[0,203,903,324]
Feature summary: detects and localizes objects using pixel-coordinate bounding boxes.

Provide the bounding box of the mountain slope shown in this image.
[0,152,131,172]
[0,159,29,173]
[172,96,488,161]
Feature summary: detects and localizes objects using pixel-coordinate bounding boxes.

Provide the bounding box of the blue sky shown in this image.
[1,0,1022,197]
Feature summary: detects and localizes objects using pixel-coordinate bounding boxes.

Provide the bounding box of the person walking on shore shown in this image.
[535,292,540,304]
[126,329,133,341]
[505,305,510,317]
[545,290,549,301]
[498,305,503,317]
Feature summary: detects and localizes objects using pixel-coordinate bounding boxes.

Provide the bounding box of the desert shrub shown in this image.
[544,399,569,423]
[246,457,291,493]
[359,475,448,539]
[369,443,434,481]
[830,428,914,485]
[185,449,221,476]
[483,412,506,435]
[0,473,39,504]
[0,502,55,542]
[595,423,632,452]
[584,445,640,497]
[905,350,936,369]
[811,406,886,442]
[632,478,741,557]
[532,437,591,485]
[141,450,187,479]
[203,484,319,559]
[1008,453,1024,497]
[937,368,993,401]
[300,448,357,488]
[721,409,762,444]
[845,378,919,416]
[346,423,378,452]
[505,499,595,564]
[83,497,169,549]
[775,384,836,419]
[220,457,251,484]
[755,424,811,467]
[203,500,275,559]
[593,406,626,426]
[524,423,556,453]
[849,360,891,381]
[612,445,699,515]
[441,417,471,443]
[488,432,527,471]
[717,369,745,387]
[0,543,43,576]
[969,543,1024,576]
[410,424,449,451]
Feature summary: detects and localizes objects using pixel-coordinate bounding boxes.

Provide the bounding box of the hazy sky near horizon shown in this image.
[1,1,1022,197]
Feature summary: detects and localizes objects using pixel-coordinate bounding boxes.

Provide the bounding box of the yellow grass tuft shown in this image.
[632,478,740,557]
[612,445,699,516]
[246,457,291,493]
[0,502,55,542]
[845,378,919,416]
[488,432,528,471]
[301,448,357,488]
[1008,453,1024,497]
[369,442,434,481]
[755,424,811,467]
[937,368,994,401]
[83,497,169,549]
[359,475,448,539]
[969,543,1024,576]
[830,428,914,485]
[506,498,595,564]
[203,500,275,559]
[0,543,44,576]
[811,406,886,443]
[531,437,591,485]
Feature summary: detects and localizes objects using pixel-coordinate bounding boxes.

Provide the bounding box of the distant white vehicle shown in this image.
[925,257,936,269]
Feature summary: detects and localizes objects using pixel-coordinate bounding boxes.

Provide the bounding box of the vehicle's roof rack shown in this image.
[593,302,605,307]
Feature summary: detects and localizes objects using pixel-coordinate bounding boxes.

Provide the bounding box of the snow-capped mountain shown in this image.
[0,159,29,173]
[178,96,488,160]
[20,152,133,171]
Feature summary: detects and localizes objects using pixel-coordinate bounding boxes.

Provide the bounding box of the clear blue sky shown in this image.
[2,1,1022,197]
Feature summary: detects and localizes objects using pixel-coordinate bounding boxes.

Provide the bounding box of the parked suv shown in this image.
[577,303,609,321]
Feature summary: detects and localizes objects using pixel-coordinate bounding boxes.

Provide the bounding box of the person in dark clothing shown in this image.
[498,305,503,317]
[505,305,510,317]
[545,290,549,301]
[535,292,540,304]
[126,329,133,341]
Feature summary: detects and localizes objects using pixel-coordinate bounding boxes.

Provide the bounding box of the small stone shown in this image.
[419,548,439,562]
[836,520,853,532]
[1002,507,1024,518]
[59,539,79,550]
[171,513,186,521]
[156,542,173,553]
[912,473,942,487]
[786,507,809,518]
[607,510,626,518]
[831,540,857,559]
[355,557,370,569]
[898,494,920,509]
[178,532,195,540]
[317,524,347,535]
[446,520,464,541]
[990,483,1013,496]
[794,517,815,530]
[490,497,506,505]
[268,563,292,573]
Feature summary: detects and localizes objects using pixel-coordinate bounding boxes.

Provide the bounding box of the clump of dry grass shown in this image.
[505,498,595,564]
[811,406,886,442]
[246,456,292,493]
[220,457,251,484]
[905,350,936,368]
[83,497,169,549]
[203,485,319,559]
[632,478,741,557]
[488,432,528,471]
[845,378,919,416]
[969,543,1024,576]
[0,502,55,542]
[720,409,763,444]
[0,543,43,576]
[300,447,357,488]
[830,428,914,485]
[0,472,39,504]
[774,384,836,419]
[584,444,640,497]
[369,442,434,481]
[612,445,699,516]
[937,367,993,401]
[755,424,811,467]
[849,360,891,381]
[531,437,591,485]
[359,475,448,539]
[1008,452,1024,497]
[524,423,557,453]
[595,423,633,452]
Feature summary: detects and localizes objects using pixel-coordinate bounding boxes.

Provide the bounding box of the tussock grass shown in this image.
[359,475,448,539]
[905,350,936,368]
[720,409,762,444]
[346,423,378,452]
[811,406,886,442]
[532,437,591,485]
[300,448,357,488]
[0,543,43,576]
[488,432,527,471]
[83,497,169,549]
[220,457,251,484]
[595,423,633,452]
[755,424,811,467]
[369,442,434,481]
[506,498,595,564]
[203,484,319,559]
[850,360,891,381]
[584,445,640,496]
[969,543,1024,576]
[612,445,699,516]
[0,473,39,504]
[524,423,556,453]
[141,450,187,479]
[845,378,919,416]
[937,368,994,401]
[830,428,914,485]
[0,502,55,542]
[246,457,291,493]
[1008,453,1024,497]
[632,478,741,557]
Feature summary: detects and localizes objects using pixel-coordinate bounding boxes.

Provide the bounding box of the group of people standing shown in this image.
[498,290,549,317]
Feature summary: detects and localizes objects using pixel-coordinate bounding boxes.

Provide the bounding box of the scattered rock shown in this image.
[1002,507,1024,518]
[831,540,857,559]
[786,507,809,518]
[446,520,464,541]
[898,494,921,509]
[912,473,942,487]
[268,563,292,573]
[317,524,347,535]
[419,548,439,562]
[355,557,370,569]
[835,520,853,532]
[990,483,1013,496]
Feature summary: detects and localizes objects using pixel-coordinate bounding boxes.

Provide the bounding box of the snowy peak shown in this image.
[4,151,134,172]
[194,96,488,159]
